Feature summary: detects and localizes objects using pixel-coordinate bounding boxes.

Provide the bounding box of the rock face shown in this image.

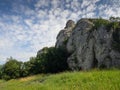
[56,18,120,70]
[55,20,75,48]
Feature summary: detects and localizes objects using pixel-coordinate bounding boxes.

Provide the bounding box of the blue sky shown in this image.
[0,0,120,64]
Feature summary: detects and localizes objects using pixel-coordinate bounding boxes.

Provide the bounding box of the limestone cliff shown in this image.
[55,20,75,49]
[56,18,120,70]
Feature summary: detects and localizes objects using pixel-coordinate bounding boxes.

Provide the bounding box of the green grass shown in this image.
[0,70,120,90]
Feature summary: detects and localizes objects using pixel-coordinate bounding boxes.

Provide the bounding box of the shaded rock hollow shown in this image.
[56,18,120,70]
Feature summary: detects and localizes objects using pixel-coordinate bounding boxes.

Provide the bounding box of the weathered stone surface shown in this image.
[56,18,120,70]
[67,19,95,70]
[55,20,75,48]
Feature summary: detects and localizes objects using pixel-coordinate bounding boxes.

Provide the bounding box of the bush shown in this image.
[93,18,109,29]
[91,18,120,32]
[22,57,37,76]
[1,57,23,80]
[36,47,69,73]
[106,22,119,30]
[0,65,3,79]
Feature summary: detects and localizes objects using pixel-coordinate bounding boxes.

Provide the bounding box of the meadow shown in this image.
[0,69,120,90]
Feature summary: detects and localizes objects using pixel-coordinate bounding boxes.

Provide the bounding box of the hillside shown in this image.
[0,70,120,90]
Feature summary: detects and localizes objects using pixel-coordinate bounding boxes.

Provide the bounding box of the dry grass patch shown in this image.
[19,76,36,82]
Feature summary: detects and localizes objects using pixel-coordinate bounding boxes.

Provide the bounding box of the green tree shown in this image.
[0,65,3,79]
[2,57,22,80]
[109,16,115,21]
[22,57,37,76]
[93,18,109,29]
[109,16,120,22]
[36,47,69,73]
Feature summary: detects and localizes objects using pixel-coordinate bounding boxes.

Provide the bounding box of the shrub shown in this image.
[36,47,69,73]
[93,18,109,29]
[1,57,23,80]
[17,57,37,77]
[0,65,3,79]
[106,22,119,30]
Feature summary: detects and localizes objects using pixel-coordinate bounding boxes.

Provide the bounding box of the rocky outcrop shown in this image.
[55,20,75,48]
[56,18,120,70]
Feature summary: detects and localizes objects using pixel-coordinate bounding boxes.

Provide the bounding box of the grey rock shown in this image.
[67,19,95,70]
[56,18,120,70]
[55,20,75,48]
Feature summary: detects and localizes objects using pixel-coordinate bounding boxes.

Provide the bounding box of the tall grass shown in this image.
[0,70,120,90]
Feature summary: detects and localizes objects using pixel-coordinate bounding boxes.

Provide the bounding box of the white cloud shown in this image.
[24,19,33,27]
[35,0,50,10]
[0,38,13,49]
[0,55,7,64]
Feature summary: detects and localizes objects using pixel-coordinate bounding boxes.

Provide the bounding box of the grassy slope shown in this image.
[0,70,120,90]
